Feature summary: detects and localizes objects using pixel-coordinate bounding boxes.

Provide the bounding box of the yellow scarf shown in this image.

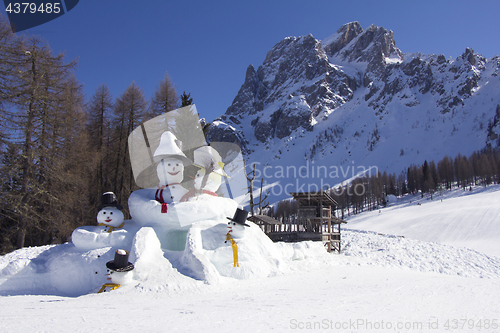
[226,232,239,267]
[98,221,125,233]
[97,283,121,293]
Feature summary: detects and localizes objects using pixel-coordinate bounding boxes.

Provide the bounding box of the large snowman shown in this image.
[128,131,191,227]
[128,140,239,250]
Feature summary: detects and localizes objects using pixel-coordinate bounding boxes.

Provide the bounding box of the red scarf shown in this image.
[155,183,181,213]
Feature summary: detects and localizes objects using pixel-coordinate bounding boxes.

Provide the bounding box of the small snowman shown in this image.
[226,208,250,239]
[181,145,227,201]
[98,249,135,293]
[97,192,125,233]
[225,208,250,268]
[71,192,132,250]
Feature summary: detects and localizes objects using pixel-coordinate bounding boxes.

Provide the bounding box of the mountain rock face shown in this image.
[207,22,500,201]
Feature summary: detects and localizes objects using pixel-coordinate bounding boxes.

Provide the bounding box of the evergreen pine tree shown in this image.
[110,82,147,211]
[148,71,178,119]
[180,91,193,107]
[87,84,113,209]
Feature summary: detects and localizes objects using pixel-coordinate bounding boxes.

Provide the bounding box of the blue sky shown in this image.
[6,0,500,122]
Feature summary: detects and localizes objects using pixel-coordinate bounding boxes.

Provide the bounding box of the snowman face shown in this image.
[97,207,124,227]
[193,168,206,190]
[106,269,133,285]
[157,157,184,185]
[227,221,246,239]
[194,168,222,192]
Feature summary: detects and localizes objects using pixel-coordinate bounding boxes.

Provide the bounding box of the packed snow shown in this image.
[347,184,500,258]
[1,186,500,332]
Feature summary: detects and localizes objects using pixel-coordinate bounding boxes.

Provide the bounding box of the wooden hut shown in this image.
[248,215,282,234]
[263,190,347,252]
[290,191,346,252]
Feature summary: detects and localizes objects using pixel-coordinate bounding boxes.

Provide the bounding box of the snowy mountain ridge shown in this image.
[207,22,500,201]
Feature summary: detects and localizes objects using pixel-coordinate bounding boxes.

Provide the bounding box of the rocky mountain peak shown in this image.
[208,22,500,181]
[322,21,363,56]
[462,47,476,66]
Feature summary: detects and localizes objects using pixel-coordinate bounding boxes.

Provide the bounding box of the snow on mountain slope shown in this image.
[207,22,500,202]
[347,185,500,258]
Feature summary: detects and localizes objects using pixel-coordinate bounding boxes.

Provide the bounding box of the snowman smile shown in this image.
[105,219,112,223]
[168,171,180,176]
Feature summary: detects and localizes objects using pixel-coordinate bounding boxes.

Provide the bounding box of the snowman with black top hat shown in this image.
[71,192,131,250]
[98,249,135,293]
[97,192,125,233]
[226,208,249,239]
[225,208,250,267]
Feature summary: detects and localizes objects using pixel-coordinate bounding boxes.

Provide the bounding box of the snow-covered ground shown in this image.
[347,184,500,258]
[1,186,500,332]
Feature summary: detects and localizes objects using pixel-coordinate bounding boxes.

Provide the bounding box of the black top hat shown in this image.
[106,249,134,272]
[227,208,250,227]
[99,192,123,210]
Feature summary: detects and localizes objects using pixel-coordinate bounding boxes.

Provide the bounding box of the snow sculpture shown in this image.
[71,192,133,251]
[0,105,311,297]
[98,249,135,293]
[126,107,246,251]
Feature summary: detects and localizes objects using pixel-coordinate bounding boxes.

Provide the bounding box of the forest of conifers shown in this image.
[270,148,500,221]
[0,18,179,253]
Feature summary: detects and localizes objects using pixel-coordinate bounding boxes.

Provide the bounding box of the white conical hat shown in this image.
[193,146,228,177]
[153,131,191,165]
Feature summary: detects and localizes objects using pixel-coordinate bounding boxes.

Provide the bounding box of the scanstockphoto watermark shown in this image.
[248,160,378,196]
[289,318,436,331]
[289,318,499,331]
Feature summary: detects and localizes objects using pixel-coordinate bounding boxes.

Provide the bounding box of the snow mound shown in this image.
[0,244,113,296]
[2,225,500,297]
[342,229,500,279]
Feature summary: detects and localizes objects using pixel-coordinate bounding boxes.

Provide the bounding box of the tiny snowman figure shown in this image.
[225,208,250,267]
[226,208,250,239]
[97,192,125,233]
[98,249,135,293]
[181,145,227,201]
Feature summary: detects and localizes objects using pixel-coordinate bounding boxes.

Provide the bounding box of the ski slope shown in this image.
[346,184,500,258]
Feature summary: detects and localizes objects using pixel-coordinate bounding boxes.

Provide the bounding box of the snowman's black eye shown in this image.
[102,211,106,214]
[176,163,179,167]
[110,212,113,215]
[168,163,171,166]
